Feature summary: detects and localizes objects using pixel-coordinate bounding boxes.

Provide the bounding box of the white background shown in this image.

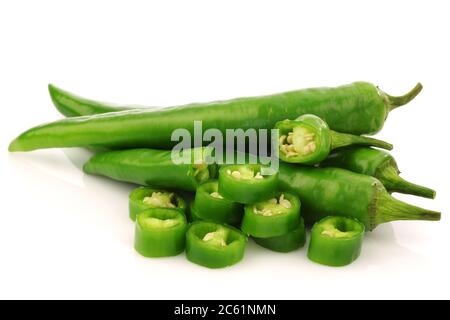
[0,0,448,300]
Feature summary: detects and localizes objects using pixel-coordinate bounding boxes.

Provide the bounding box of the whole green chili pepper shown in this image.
[308,216,365,267]
[322,147,436,199]
[194,181,243,225]
[276,114,393,165]
[134,208,187,258]
[186,221,247,268]
[278,164,440,231]
[129,187,186,221]
[218,164,278,204]
[254,217,306,253]
[241,192,301,238]
[9,82,422,152]
[83,148,217,192]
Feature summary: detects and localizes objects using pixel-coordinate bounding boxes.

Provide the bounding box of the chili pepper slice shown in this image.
[10,82,422,152]
[322,147,436,199]
[254,217,306,253]
[134,208,187,258]
[194,180,243,225]
[308,216,365,267]
[129,187,186,221]
[186,221,247,268]
[278,163,440,231]
[276,114,393,165]
[83,148,217,192]
[218,164,278,204]
[188,201,203,223]
[241,192,301,238]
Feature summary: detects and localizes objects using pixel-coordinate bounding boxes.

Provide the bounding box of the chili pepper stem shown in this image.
[374,192,441,229]
[384,83,423,111]
[330,131,393,151]
[377,163,436,199]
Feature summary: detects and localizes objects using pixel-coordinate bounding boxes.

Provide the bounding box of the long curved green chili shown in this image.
[308,216,365,267]
[10,82,422,152]
[276,114,393,165]
[278,164,440,231]
[83,148,217,192]
[322,147,436,199]
[129,187,186,221]
[134,208,187,258]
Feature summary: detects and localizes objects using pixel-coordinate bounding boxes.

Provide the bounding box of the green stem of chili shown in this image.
[377,164,436,199]
[384,83,423,110]
[330,131,393,150]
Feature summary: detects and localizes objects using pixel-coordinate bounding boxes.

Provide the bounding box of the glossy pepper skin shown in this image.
[241,192,301,238]
[134,209,187,258]
[254,217,306,253]
[322,147,436,199]
[218,164,278,204]
[83,148,217,192]
[194,181,243,225]
[9,82,422,152]
[186,221,247,269]
[276,114,393,165]
[308,216,365,267]
[278,164,440,231]
[129,187,186,221]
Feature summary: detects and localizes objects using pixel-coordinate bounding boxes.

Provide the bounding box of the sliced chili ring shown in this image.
[186,221,247,269]
[308,216,365,267]
[194,180,244,225]
[254,217,306,253]
[241,192,301,238]
[218,164,278,204]
[129,187,186,221]
[134,208,187,257]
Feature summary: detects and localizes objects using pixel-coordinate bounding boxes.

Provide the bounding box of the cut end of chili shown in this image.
[186,221,247,269]
[308,216,365,267]
[134,208,187,258]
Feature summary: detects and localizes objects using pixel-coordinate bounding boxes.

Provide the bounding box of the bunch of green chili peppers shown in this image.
[9,81,441,268]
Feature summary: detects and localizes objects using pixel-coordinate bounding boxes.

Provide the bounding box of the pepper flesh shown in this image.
[83,148,217,192]
[241,192,301,238]
[194,180,243,225]
[218,164,278,204]
[10,82,422,152]
[254,217,306,253]
[276,114,393,165]
[134,209,187,258]
[308,216,365,267]
[278,163,440,231]
[186,221,247,269]
[129,187,186,221]
[322,147,436,199]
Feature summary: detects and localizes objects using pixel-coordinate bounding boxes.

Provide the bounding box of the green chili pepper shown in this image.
[276,114,393,165]
[134,208,187,258]
[129,187,186,221]
[186,221,247,268]
[241,192,301,238]
[83,148,217,192]
[254,217,306,253]
[278,164,440,231]
[308,216,365,267]
[9,82,422,152]
[194,181,243,225]
[322,147,436,199]
[218,164,278,204]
